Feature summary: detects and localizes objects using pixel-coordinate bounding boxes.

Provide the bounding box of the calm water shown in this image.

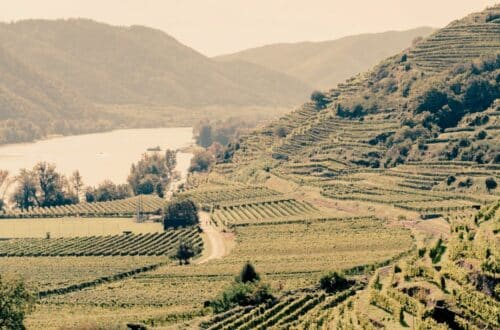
[0,127,193,187]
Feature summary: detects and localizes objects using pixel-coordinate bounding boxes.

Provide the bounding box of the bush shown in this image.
[446,176,456,185]
[485,177,497,192]
[164,198,199,228]
[210,282,274,313]
[475,130,487,140]
[310,91,329,109]
[319,272,350,293]
[188,151,215,173]
[0,276,34,329]
[458,177,473,188]
[273,125,290,138]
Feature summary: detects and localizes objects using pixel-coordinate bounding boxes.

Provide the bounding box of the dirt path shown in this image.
[196,212,228,264]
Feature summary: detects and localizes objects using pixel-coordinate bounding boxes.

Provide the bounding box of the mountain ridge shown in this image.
[215,27,436,89]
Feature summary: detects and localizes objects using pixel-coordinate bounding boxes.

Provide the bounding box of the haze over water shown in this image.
[0,127,193,186]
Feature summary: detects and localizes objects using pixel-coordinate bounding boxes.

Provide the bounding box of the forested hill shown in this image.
[0,19,312,144]
[223,5,499,177]
[215,27,435,90]
[0,19,311,107]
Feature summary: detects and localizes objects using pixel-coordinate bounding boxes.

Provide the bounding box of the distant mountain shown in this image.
[0,19,314,144]
[0,19,311,108]
[215,27,435,90]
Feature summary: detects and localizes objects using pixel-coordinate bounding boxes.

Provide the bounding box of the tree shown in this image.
[310,91,329,109]
[164,198,199,228]
[34,162,66,207]
[196,125,213,148]
[175,241,197,265]
[11,169,38,210]
[0,199,4,213]
[128,152,176,197]
[188,151,214,173]
[69,170,84,202]
[165,149,177,171]
[85,181,132,202]
[0,170,10,204]
[485,177,497,192]
[237,262,260,283]
[0,275,34,330]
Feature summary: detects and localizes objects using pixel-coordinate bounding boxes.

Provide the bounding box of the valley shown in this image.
[0,3,498,330]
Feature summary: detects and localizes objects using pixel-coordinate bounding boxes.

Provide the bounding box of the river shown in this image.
[0,127,194,188]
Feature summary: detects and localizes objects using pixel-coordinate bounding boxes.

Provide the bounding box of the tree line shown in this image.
[0,149,178,211]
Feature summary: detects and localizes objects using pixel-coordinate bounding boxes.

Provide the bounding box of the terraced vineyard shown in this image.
[1,195,166,218]
[0,227,202,257]
[211,198,319,226]
[178,186,280,204]
[201,284,364,330]
[409,5,500,73]
[1,5,498,330]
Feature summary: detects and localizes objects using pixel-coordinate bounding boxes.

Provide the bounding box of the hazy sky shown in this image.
[0,0,496,56]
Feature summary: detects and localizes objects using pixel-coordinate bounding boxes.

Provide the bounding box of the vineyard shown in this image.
[201,285,362,330]
[0,227,202,257]
[177,186,280,204]
[22,213,414,329]
[194,203,499,330]
[1,195,166,218]
[211,198,319,226]
[1,4,498,329]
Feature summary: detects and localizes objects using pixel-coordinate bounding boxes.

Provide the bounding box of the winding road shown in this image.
[196,211,228,264]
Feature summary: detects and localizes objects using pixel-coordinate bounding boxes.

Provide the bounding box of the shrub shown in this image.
[310,91,329,109]
[210,282,274,313]
[475,130,487,140]
[485,177,497,192]
[273,125,290,138]
[319,272,350,293]
[188,151,215,173]
[0,275,34,329]
[458,177,473,188]
[446,176,456,185]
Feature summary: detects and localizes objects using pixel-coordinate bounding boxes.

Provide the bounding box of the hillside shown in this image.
[0,19,313,144]
[0,5,499,329]
[0,19,311,107]
[215,27,435,90]
[194,5,499,329]
[223,5,499,177]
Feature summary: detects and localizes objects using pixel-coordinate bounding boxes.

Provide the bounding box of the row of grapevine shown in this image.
[211,199,319,225]
[0,227,201,257]
[177,186,280,204]
[1,195,166,218]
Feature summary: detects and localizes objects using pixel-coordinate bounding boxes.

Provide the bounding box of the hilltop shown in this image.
[215,27,435,90]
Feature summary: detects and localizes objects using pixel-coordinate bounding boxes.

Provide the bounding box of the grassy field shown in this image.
[0,218,162,238]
